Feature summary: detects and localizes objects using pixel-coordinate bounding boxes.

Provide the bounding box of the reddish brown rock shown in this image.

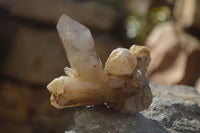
[31,110,74,133]
[2,25,120,85]
[0,81,31,123]
[0,122,31,133]
[2,26,68,85]
[0,81,74,132]
[123,0,152,14]
[30,89,75,133]
[195,78,200,94]
[0,0,117,31]
[146,22,200,85]
[174,0,200,29]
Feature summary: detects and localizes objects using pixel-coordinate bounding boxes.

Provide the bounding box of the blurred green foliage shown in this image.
[126,5,172,45]
[87,0,173,45]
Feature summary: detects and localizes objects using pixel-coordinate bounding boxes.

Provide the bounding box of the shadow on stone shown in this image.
[65,106,169,133]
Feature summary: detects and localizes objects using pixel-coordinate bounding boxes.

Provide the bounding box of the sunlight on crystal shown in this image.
[47,15,152,114]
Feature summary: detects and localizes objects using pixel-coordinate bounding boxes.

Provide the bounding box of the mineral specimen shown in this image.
[47,15,152,114]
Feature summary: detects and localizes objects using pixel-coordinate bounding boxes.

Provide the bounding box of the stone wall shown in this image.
[0,0,122,132]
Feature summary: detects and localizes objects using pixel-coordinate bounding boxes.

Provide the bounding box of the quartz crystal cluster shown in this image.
[47,15,152,114]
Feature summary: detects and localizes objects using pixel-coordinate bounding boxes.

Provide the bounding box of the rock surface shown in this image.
[66,107,168,133]
[65,83,200,133]
[142,83,200,133]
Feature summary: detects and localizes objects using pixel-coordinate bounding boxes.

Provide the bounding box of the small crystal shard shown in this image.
[47,14,152,114]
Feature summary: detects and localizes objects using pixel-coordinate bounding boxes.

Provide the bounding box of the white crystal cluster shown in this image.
[47,15,152,114]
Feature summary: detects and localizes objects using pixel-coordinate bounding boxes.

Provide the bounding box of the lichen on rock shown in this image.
[47,14,152,114]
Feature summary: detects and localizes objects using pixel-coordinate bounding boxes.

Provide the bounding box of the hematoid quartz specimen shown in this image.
[47,15,152,114]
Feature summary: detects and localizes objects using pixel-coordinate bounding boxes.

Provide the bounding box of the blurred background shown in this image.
[0,0,200,132]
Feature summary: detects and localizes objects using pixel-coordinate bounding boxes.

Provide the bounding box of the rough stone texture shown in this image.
[65,107,168,133]
[146,22,200,86]
[142,83,200,133]
[142,97,200,133]
[0,0,118,31]
[65,83,200,133]
[149,83,200,106]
